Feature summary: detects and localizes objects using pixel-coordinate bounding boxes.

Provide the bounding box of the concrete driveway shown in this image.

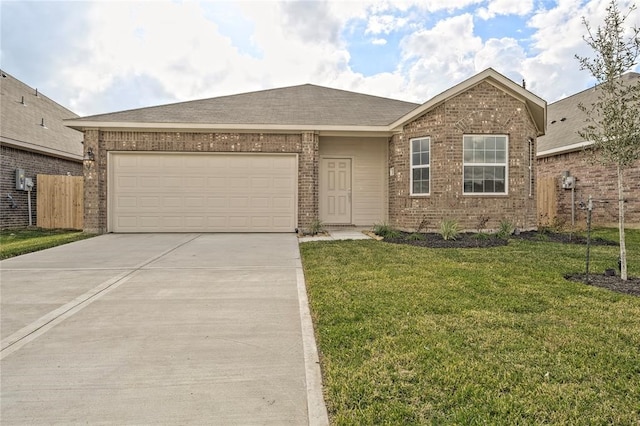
[1,233,327,425]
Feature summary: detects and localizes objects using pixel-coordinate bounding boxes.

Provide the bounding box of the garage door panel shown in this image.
[186,177,206,188]
[251,177,270,189]
[207,177,227,188]
[118,176,137,188]
[117,197,138,208]
[230,197,249,208]
[273,177,295,189]
[230,177,250,188]
[140,197,160,208]
[110,153,296,232]
[273,197,293,208]
[252,197,270,208]
[207,197,227,208]
[163,197,182,207]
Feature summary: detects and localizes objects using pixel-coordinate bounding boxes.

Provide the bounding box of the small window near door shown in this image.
[410,137,430,195]
[463,135,508,194]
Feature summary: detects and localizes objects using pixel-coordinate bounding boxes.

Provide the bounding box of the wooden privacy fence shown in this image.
[537,175,558,226]
[37,175,83,230]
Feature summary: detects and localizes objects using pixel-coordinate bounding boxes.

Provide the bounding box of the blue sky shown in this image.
[1,0,639,116]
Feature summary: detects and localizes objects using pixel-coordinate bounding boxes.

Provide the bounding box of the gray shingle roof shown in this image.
[71,84,421,127]
[0,70,83,160]
[537,72,640,155]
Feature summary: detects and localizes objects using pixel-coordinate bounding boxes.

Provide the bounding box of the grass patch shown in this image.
[300,229,640,424]
[0,228,96,259]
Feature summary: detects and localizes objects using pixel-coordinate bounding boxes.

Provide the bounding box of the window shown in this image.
[463,135,507,194]
[410,137,430,195]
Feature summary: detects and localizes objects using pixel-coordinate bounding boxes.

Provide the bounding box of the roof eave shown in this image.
[63,120,394,136]
[537,140,593,158]
[0,136,83,161]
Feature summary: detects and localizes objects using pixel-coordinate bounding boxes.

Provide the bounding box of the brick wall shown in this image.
[1,145,82,228]
[538,152,640,228]
[84,130,318,233]
[389,82,539,232]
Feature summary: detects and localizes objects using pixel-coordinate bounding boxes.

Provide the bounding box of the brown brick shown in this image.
[388,82,538,232]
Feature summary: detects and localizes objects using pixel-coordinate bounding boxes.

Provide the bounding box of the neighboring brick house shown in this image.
[1,70,83,228]
[537,72,640,228]
[65,68,546,234]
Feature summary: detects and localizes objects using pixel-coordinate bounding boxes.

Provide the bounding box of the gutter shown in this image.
[537,140,593,158]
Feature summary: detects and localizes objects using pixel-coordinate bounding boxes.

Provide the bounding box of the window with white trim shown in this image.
[463,135,508,194]
[410,137,430,195]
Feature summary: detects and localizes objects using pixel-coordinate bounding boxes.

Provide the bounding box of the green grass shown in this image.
[0,228,96,259]
[300,229,640,424]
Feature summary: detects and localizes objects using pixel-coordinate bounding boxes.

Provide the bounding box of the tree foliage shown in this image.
[576,1,640,166]
[575,0,640,280]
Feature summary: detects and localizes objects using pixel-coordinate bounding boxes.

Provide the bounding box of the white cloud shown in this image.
[5,0,640,117]
[474,38,526,79]
[520,0,640,102]
[365,14,409,35]
[58,1,264,114]
[399,14,483,99]
[477,0,534,20]
[414,0,485,13]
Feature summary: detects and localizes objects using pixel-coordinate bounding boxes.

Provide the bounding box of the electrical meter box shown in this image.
[15,169,26,191]
[562,175,576,189]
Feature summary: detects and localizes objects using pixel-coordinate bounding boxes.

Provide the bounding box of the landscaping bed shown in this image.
[384,231,508,248]
[565,273,640,296]
[382,230,616,249]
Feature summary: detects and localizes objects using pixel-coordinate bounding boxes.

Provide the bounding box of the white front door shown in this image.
[320,158,352,224]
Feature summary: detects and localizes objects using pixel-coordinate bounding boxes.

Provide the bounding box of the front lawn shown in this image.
[0,228,95,260]
[300,229,640,424]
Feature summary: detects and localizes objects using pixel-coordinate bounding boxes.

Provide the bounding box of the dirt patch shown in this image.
[565,273,640,297]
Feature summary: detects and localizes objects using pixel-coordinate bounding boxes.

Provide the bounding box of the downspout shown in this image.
[528,137,533,198]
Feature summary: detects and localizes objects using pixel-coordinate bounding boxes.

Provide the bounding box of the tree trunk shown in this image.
[618,165,627,280]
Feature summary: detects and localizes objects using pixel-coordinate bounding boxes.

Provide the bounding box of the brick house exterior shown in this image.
[66,68,546,234]
[389,81,539,232]
[0,70,83,228]
[537,72,639,229]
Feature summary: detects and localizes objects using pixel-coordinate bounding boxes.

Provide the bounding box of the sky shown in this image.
[1,0,639,117]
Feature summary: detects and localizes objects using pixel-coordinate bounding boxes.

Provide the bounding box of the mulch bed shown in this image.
[511,231,617,246]
[383,230,617,249]
[384,232,508,248]
[565,273,640,297]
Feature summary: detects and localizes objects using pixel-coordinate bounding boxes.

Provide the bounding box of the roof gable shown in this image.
[390,68,546,135]
[0,70,83,160]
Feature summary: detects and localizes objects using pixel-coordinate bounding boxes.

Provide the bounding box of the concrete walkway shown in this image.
[1,233,328,425]
[298,228,373,242]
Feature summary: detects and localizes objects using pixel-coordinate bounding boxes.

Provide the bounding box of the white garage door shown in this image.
[109,152,297,233]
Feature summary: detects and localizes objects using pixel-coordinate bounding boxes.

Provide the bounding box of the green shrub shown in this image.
[373,222,401,239]
[496,219,514,239]
[308,219,324,236]
[473,232,491,240]
[439,219,460,241]
[406,232,426,241]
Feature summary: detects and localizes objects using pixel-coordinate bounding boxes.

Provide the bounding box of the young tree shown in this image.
[575,0,640,280]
